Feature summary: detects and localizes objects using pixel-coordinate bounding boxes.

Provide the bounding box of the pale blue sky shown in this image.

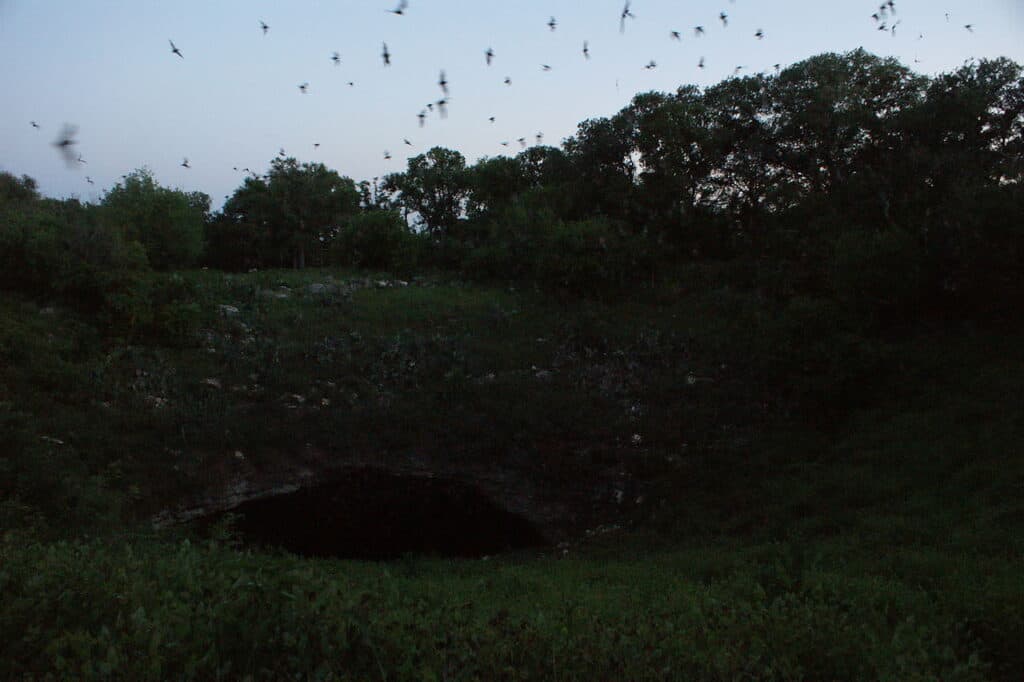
[1,0,1021,208]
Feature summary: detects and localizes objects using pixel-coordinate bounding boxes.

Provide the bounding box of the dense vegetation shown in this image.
[1,51,1022,679]
[208,50,1023,310]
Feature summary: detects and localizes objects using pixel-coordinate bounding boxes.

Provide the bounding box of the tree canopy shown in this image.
[383,147,470,235]
[219,158,360,268]
[100,169,207,270]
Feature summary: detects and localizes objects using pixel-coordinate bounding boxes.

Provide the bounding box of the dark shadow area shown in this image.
[199,469,547,560]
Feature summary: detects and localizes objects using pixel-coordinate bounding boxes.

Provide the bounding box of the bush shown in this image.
[202,218,268,272]
[535,219,653,296]
[829,227,930,320]
[0,172,39,203]
[144,274,204,346]
[0,435,119,539]
[456,202,557,282]
[329,210,421,274]
[0,200,148,312]
[447,207,653,297]
[926,184,1024,317]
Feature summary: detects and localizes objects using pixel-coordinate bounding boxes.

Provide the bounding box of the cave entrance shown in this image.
[204,469,547,560]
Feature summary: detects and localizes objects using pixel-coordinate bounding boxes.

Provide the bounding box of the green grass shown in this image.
[2,535,1014,680]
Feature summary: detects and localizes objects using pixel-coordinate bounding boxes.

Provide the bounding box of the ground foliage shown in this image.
[2,535,1016,681]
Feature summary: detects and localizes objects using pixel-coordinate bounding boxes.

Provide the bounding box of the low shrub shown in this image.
[202,219,268,272]
[0,538,1004,681]
[829,226,930,321]
[535,218,652,296]
[329,210,421,274]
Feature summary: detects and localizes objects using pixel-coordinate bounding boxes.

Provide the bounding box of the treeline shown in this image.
[3,50,1022,317]
[362,49,1020,311]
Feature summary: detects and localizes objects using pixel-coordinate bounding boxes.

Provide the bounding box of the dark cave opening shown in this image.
[202,469,547,560]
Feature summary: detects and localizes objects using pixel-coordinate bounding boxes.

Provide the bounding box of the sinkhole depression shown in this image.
[199,469,547,560]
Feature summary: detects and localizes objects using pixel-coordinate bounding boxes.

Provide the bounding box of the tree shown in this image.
[702,76,790,238]
[563,112,639,224]
[219,159,360,268]
[100,169,206,270]
[358,177,393,212]
[516,145,574,190]
[264,158,360,268]
[629,88,714,242]
[467,156,529,218]
[771,50,925,199]
[467,148,577,224]
[0,174,148,311]
[916,58,1023,189]
[383,147,470,235]
[902,59,1024,303]
[0,172,40,204]
[206,177,272,271]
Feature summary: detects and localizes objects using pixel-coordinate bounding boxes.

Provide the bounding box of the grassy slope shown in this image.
[2,268,1022,679]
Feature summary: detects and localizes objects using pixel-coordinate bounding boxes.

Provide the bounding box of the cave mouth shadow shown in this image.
[201,469,547,560]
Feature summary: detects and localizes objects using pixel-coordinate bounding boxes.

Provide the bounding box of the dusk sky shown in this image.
[2,0,1022,208]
